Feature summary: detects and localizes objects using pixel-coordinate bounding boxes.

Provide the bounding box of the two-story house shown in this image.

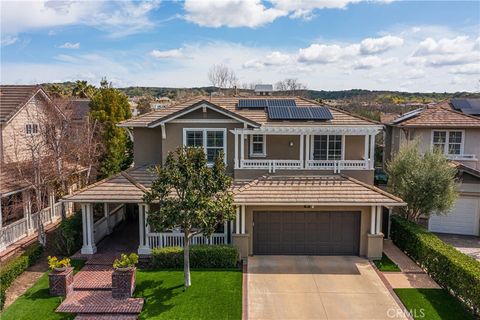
[0,86,82,254]
[65,96,405,259]
[384,104,480,236]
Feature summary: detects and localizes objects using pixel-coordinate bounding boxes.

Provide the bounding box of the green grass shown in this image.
[1,260,86,320]
[394,288,474,320]
[135,269,242,320]
[373,253,401,272]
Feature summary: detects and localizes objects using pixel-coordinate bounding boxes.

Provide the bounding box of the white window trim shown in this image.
[25,123,39,136]
[249,134,266,157]
[182,128,227,165]
[431,130,465,156]
[310,134,344,161]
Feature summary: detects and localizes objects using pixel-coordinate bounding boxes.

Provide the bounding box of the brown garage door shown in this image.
[253,211,360,255]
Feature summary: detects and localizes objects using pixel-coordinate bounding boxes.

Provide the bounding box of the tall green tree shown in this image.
[72,80,96,98]
[144,147,236,288]
[387,142,458,222]
[89,84,132,178]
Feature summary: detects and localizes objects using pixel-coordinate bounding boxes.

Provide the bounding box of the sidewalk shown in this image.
[381,239,440,289]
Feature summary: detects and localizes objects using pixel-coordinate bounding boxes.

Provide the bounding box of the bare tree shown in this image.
[275,78,308,96]
[208,64,238,89]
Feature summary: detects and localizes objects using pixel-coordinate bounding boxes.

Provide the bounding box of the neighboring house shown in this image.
[450,98,480,116]
[151,96,173,110]
[254,84,273,96]
[0,86,81,253]
[384,104,480,236]
[66,96,405,259]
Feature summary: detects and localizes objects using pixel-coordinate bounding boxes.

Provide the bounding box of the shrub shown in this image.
[151,245,239,269]
[54,211,83,256]
[391,215,480,314]
[0,244,43,309]
[47,256,71,270]
[113,253,139,269]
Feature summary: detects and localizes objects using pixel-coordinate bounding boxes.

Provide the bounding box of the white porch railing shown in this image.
[94,204,125,243]
[1,202,70,250]
[147,232,227,249]
[240,159,302,173]
[446,154,477,161]
[306,160,369,172]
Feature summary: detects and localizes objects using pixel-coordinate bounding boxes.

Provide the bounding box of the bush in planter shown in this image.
[390,215,480,314]
[113,253,139,270]
[0,244,43,309]
[48,256,71,271]
[54,210,83,256]
[151,245,239,269]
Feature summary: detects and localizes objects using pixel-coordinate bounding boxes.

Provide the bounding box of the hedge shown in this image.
[151,245,239,269]
[54,210,83,256]
[390,215,480,314]
[0,244,43,310]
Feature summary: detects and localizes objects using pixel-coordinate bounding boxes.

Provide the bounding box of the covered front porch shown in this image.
[63,167,231,256]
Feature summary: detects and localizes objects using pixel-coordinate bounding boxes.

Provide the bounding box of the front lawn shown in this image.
[394,288,474,320]
[373,253,401,272]
[1,260,85,320]
[135,269,242,320]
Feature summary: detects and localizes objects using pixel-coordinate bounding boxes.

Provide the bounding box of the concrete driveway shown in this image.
[248,256,407,320]
[436,233,480,261]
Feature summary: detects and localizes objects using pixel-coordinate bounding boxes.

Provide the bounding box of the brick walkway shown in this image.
[57,222,144,319]
[382,240,440,289]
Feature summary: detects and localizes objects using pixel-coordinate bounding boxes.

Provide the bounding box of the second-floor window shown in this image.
[312,135,342,160]
[183,128,226,164]
[25,123,39,135]
[432,130,463,155]
[250,134,266,157]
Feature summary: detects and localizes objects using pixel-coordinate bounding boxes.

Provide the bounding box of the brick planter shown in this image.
[112,267,136,299]
[49,267,73,296]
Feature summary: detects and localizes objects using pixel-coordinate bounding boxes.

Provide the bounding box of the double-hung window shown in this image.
[250,134,266,157]
[311,135,342,160]
[184,129,226,165]
[432,130,463,155]
[25,123,39,135]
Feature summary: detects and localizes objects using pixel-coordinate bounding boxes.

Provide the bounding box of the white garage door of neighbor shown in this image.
[429,198,480,236]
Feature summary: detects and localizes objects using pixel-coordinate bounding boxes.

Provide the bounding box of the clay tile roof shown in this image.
[118,96,378,128]
[0,85,44,123]
[232,175,405,205]
[394,105,480,128]
[63,166,157,203]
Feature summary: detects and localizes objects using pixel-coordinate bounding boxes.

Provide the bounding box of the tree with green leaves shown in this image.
[144,147,236,288]
[89,83,132,178]
[137,95,153,115]
[387,141,458,222]
[72,80,96,98]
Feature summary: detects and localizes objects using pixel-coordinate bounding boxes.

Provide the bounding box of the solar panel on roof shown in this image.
[267,106,333,120]
[237,99,296,108]
[451,98,480,115]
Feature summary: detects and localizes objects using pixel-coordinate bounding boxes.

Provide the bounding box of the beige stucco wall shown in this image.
[133,127,162,165]
[234,205,374,257]
[1,95,50,164]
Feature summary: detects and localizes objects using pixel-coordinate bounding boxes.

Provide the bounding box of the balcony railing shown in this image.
[239,159,369,173]
[446,154,477,161]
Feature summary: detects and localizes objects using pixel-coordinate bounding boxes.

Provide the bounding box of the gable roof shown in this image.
[118,96,379,128]
[255,84,273,92]
[390,105,480,128]
[0,85,51,123]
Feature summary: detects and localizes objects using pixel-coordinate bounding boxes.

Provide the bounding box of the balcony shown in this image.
[240,159,369,173]
[446,154,477,161]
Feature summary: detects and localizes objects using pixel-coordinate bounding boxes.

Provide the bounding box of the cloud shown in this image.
[297,43,359,64]
[359,35,404,54]
[404,69,426,79]
[425,53,478,67]
[1,0,160,38]
[449,63,480,75]
[271,0,361,19]
[150,48,185,59]
[352,56,395,69]
[59,42,80,49]
[414,36,475,56]
[1,35,18,46]
[184,0,286,28]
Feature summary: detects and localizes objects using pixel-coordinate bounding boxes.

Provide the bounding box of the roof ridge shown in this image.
[340,174,404,203]
[121,170,149,193]
[235,175,266,193]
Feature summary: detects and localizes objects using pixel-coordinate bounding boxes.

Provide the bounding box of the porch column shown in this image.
[235,207,240,233]
[0,200,4,252]
[22,190,33,235]
[341,135,346,160]
[370,206,376,234]
[376,206,382,234]
[364,135,369,168]
[138,204,151,255]
[240,133,245,168]
[369,134,375,169]
[234,132,239,169]
[299,134,304,169]
[104,203,111,235]
[305,134,310,168]
[81,203,97,254]
[241,205,246,234]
